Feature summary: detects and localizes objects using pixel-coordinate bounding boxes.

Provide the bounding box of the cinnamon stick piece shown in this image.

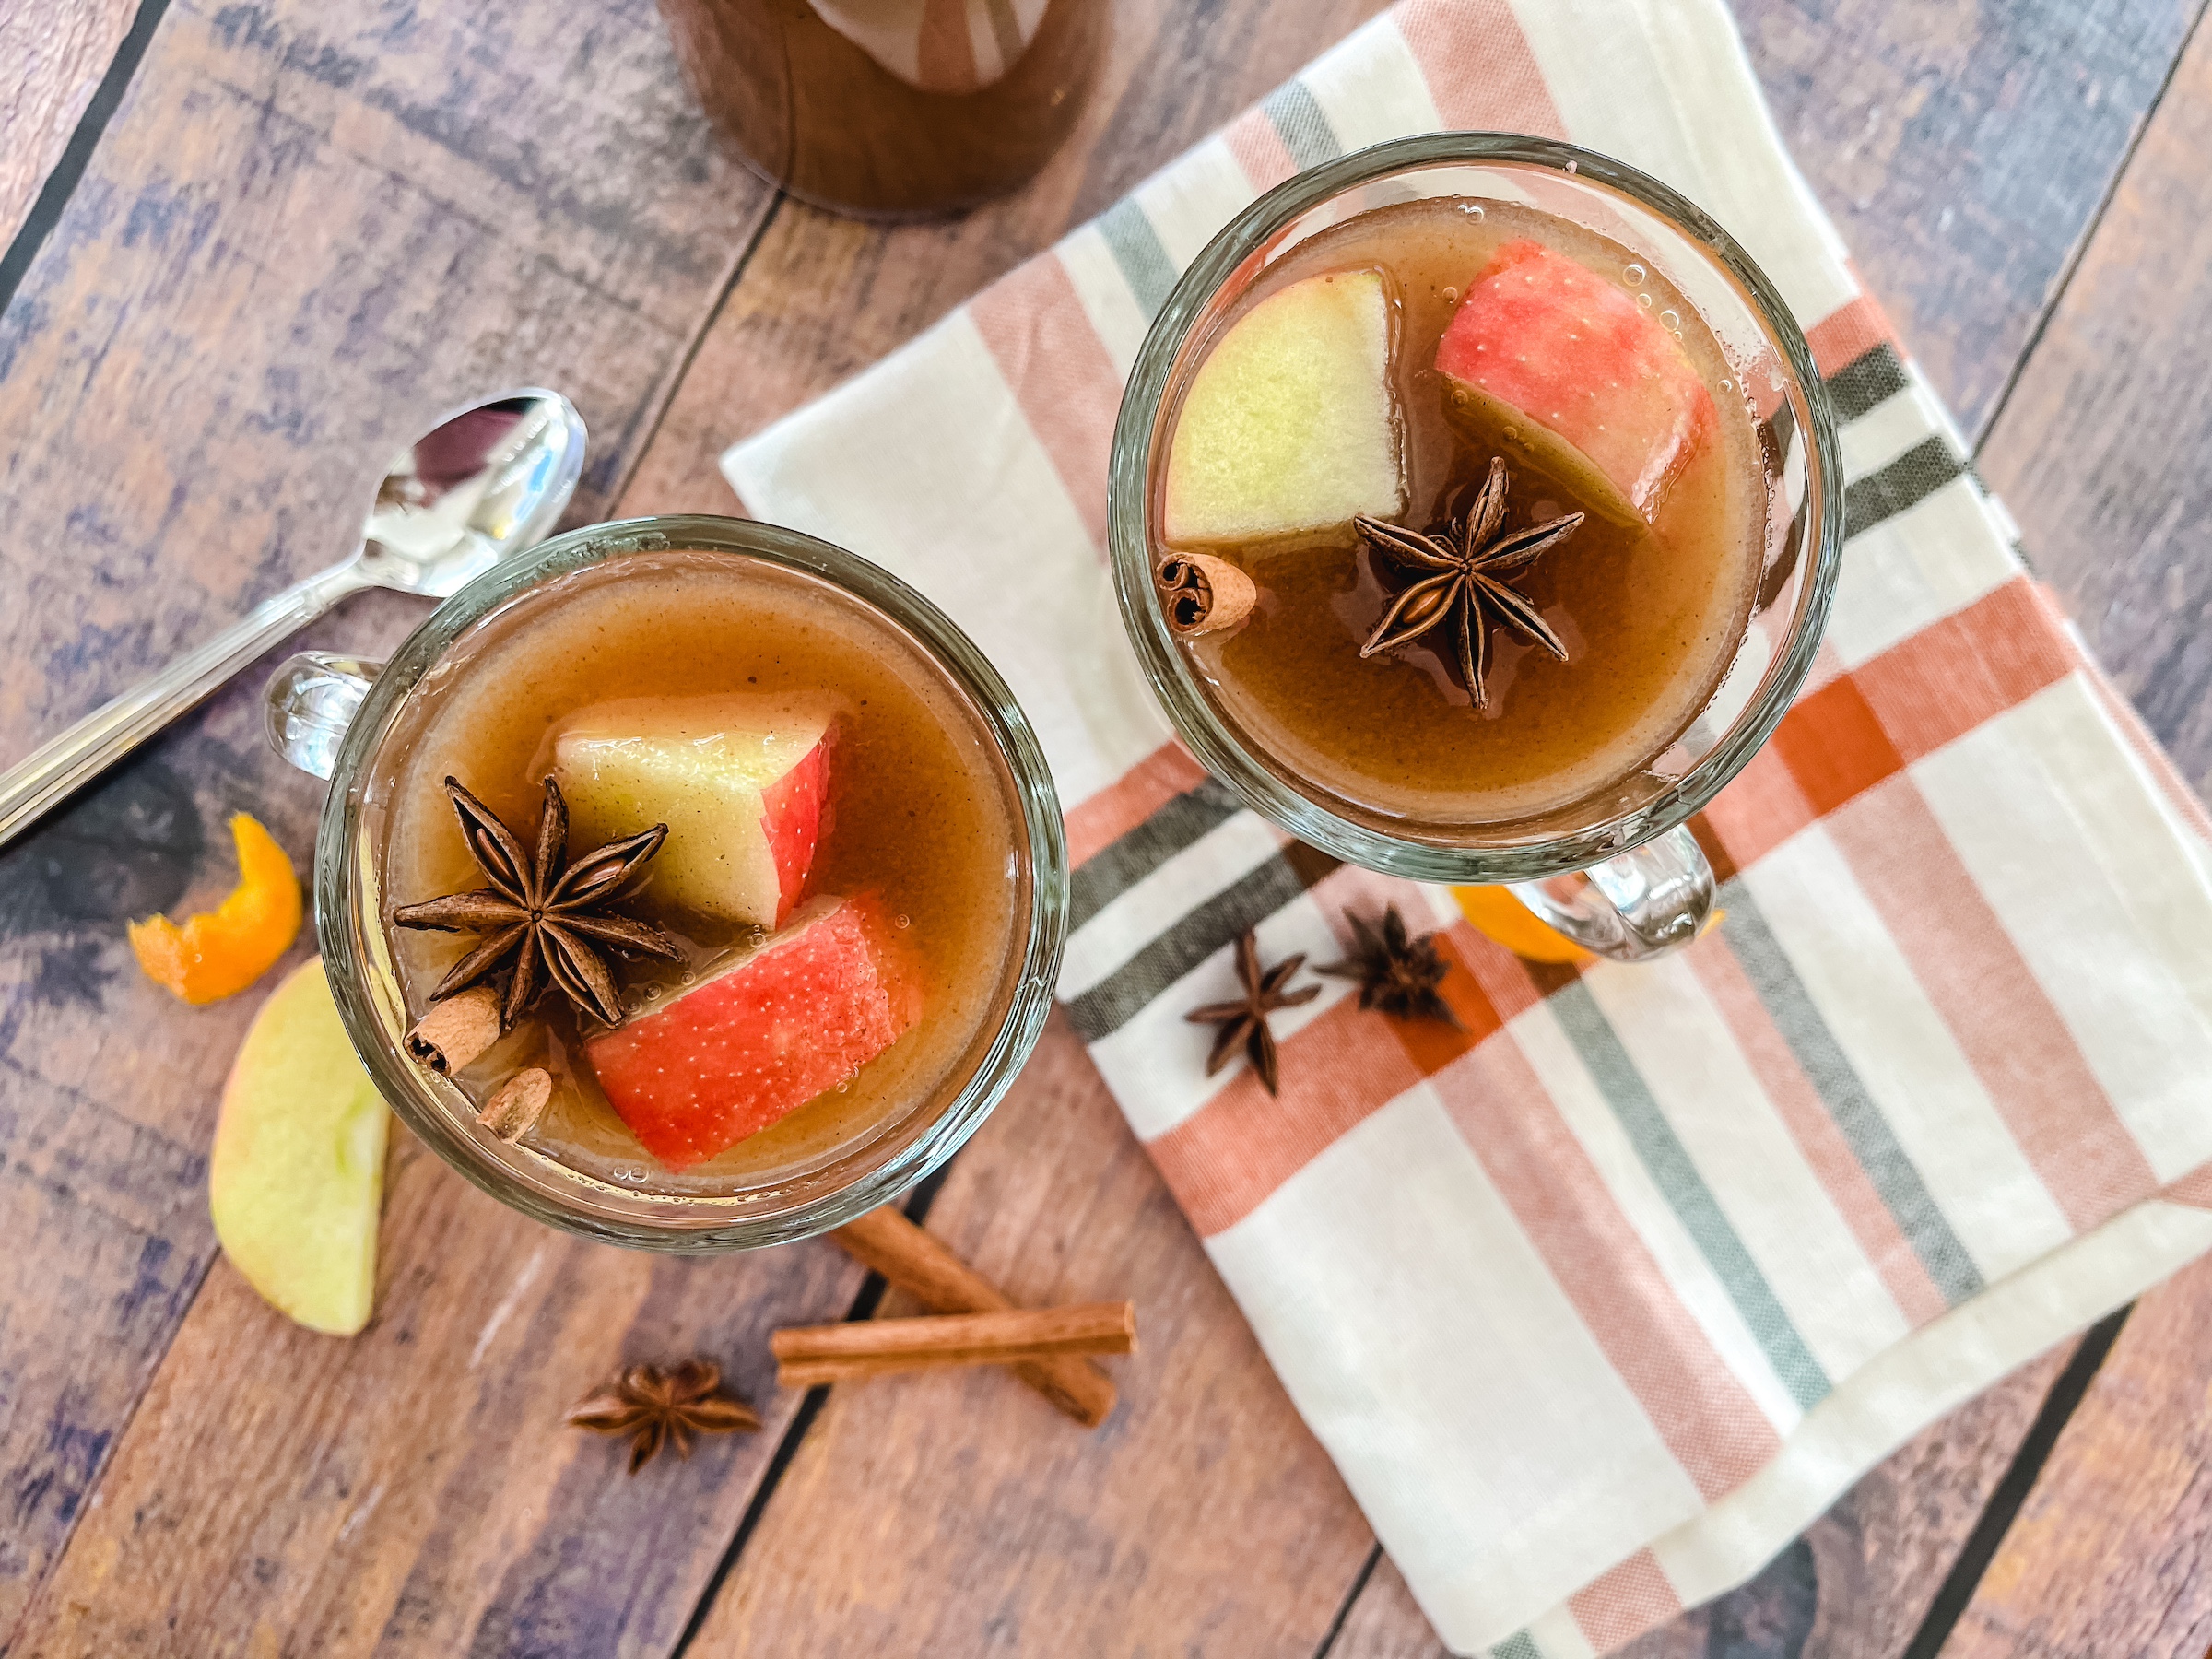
[478,1067,551,1142]
[771,1302,1135,1390]
[406,985,502,1075]
[830,1207,1119,1428]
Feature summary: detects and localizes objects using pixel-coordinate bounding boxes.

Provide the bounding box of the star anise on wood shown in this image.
[392,776,681,1031]
[1185,929,1320,1097]
[1355,455,1585,708]
[1320,905,1462,1030]
[568,1359,761,1474]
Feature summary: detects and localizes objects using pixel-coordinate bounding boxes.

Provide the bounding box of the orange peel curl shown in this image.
[129,814,303,1004]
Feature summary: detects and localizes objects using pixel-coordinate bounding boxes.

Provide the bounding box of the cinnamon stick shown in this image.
[771,1302,1135,1390]
[406,985,501,1075]
[830,1206,1119,1427]
[1155,552,1255,636]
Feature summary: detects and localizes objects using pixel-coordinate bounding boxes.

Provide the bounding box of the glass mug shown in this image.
[1107,135,1845,961]
[265,514,1068,1251]
[660,0,1106,218]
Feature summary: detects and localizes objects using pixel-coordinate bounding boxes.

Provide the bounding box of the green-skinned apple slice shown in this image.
[209,958,388,1336]
[1164,267,1404,546]
[545,693,833,931]
[1434,240,1717,525]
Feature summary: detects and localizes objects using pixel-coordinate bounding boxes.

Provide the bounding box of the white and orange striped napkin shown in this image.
[721,2,2212,1652]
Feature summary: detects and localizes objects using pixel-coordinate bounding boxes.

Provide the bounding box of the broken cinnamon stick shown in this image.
[478,1067,551,1142]
[830,1206,1119,1427]
[771,1302,1135,1390]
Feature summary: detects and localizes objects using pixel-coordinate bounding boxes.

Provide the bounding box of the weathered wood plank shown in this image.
[0,0,775,1632]
[6,1131,854,1656]
[1978,6,2212,794]
[1733,0,2203,438]
[0,0,136,253]
[679,1016,1377,1656]
[1941,1253,2212,1657]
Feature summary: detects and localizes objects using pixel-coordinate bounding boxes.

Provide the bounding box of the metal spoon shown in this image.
[0,388,587,851]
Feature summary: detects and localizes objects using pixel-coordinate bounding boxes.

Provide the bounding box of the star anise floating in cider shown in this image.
[1355,456,1585,709]
[392,775,681,1031]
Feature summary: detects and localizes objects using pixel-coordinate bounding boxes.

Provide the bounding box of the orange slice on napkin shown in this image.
[1451,886,1593,965]
[130,813,302,1004]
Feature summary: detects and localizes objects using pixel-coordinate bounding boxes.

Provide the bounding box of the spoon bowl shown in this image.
[0,388,587,850]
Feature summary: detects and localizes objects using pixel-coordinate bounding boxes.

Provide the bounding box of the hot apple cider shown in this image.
[1155,195,1771,830]
[375,549,1028,1194]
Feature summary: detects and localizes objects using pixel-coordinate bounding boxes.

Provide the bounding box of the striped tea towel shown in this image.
[721,2,2212,1652]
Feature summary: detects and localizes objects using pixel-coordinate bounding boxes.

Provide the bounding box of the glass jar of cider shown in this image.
[661,0,1105,218]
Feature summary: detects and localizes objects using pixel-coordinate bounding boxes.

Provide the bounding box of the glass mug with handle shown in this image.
[265,514,1067,1251]
[1107,135,1844,961]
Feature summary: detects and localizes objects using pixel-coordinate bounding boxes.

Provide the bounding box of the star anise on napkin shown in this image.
[392,776,681,1031]
[1320,905,1462,1030]
[1355,455,1585,708]
[568,1359,761,1474]
[1185,929,1320,1097]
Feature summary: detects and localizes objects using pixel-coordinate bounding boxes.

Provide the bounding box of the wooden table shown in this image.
[4,1,2209,1653]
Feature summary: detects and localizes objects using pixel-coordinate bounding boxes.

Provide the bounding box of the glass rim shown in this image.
[316,512,1069,1253]
[1105,132,1847,882]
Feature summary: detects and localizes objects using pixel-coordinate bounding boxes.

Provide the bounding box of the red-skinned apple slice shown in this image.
[544,693,834,930]
[1434,240,1716,524]
[584,895,921,1170]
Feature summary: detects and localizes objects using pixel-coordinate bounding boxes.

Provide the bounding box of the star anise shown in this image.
[1185,929,1320,1097]
[1355,455,1584,708]
[392,776,681,1031]
[1320,905,1462,1030]
[568,1359,760,1474]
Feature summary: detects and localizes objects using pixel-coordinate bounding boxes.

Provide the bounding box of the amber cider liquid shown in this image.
[375,550,1027,1196]
[1175,197,1771,830]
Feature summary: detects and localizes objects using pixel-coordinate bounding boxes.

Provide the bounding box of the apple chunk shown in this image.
[584,895,920,1170]
[547,693,833,930]
[209,958,388,1336]
[1164,267,1404,547]
[1434,240,1717,524]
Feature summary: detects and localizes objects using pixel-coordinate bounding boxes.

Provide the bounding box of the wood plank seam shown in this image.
[1971,0,2212,453]
[666,1166,955,1653]
[0,0,171,318]
[605,192,790,518]
[1898,1305,2134,1659]
[1312,1543,1385,1659]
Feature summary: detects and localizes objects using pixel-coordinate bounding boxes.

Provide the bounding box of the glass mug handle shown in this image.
[1508,825,1713,963]
[265,652,383,780]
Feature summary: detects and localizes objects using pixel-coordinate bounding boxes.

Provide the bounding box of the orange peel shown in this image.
[1451,885,1593,965]
[130,814,303,1004]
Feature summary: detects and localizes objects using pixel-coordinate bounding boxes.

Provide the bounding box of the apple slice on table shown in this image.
[585,894,921,1171]
[1164,267,1405,546]
[1434,239,1717,524]
[547,693,833,931]
[210,958,388,1336]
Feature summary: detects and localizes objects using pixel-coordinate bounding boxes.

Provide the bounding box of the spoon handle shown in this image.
[0,563,366,852]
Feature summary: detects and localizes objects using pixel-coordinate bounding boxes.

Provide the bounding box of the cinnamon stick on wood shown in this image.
[771,1302,1135,1390]
[830,1206,1119,1427]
